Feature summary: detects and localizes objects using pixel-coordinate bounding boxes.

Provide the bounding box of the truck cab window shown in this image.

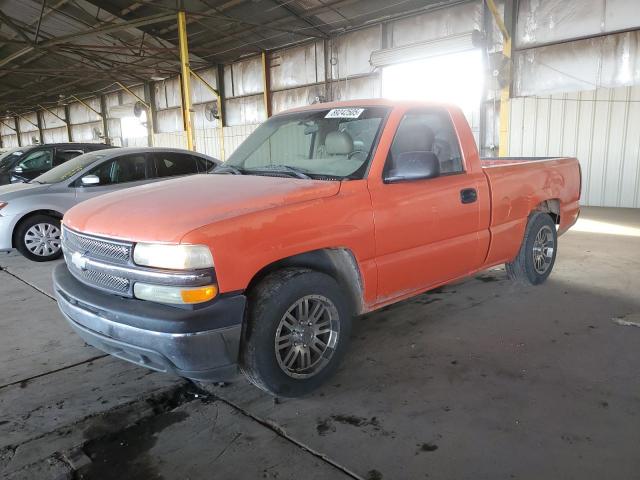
[388,110,463,177]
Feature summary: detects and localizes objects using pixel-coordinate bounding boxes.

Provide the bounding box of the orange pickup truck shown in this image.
[53,99,581,397]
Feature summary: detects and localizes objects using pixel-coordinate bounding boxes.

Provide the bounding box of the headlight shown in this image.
[133,243,214,270]
[134,283,218,305]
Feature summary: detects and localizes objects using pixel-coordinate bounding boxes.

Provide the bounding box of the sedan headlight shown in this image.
[133,243,214,270]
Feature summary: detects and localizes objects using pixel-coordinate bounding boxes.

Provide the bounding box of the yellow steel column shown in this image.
[177,10,194,151]
[261,51,272,118]
[486,0,511,157]
[189,68,225,160]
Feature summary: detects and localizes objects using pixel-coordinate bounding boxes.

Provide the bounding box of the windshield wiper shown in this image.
[211,164,244,175]
[247,164,311,179]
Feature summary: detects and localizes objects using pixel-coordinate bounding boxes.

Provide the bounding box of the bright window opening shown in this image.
[121,111,148,140]
[382,49,484,112]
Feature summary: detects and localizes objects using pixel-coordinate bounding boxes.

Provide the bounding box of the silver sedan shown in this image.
[0,147,219,261]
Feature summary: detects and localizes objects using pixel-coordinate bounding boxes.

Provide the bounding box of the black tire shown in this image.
[506,212,558,285]
[14,214,63,262]
[240,268,353,397]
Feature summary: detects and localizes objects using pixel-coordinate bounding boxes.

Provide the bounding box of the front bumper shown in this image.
[0,213,17,251]
[53,263,246,382]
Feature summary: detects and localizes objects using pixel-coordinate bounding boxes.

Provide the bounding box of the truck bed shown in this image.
[480,156,566,168]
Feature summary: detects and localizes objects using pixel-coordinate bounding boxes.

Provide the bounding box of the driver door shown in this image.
[368,108,484,303]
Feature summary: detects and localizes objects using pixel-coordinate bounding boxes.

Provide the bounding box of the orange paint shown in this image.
[63,100,581,313]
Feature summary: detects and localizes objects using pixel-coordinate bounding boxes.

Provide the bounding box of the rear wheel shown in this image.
[240,268,352,397]
[506,212,557,285]
[15,214,62,262]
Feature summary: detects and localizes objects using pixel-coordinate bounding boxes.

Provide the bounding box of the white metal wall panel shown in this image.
[1,119,16,136]
[70,121,102,142]
[18,113,38,133]
[225,95,266,127]
[516,0,640,49]
[330,26,381,80]
[331,75,381,101]
[1,134,19,147]
[153,131,187,149]
[20,132,38,146]
[508,85,640,208]
[231,57,263,97]
[42,126,68,143]
[191,68,218,105]
[390,2,482,48]
[514,31,640,97]
[272,85,325,115]
[270,41,324,90]
[69,98,101,124]
[154,77,182,109]
[156,108,183,133]
[40,107,66,129]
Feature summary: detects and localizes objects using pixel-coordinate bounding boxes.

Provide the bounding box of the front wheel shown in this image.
[506,212,558,285]
[14,214,63,262]
[240,268,352,397]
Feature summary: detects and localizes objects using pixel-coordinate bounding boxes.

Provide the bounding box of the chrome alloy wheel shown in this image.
[24,223,61,257]
[532,225,555,274]
[274,294,340,379]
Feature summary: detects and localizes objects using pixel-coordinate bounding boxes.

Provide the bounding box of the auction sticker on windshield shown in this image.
[325,108,364,119]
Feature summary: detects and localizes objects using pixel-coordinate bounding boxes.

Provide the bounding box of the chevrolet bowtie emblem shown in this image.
[71,251,88,271]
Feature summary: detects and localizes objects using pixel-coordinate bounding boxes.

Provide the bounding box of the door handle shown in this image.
[460,188,477,204]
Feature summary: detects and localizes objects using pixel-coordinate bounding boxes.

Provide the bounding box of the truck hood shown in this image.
[64,174,341,243]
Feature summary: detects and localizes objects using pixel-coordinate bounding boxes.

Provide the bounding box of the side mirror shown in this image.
[384,151,440,183]
[81,175,100,186]
[13,166,23,173]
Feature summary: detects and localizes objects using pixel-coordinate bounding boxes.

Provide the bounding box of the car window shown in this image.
[388,109,463,177]
[193,155,214,173]
[16,149,53,172]
[86,154,152,186]
[154,152,198,177]
[0,148,24,169]
[54,149,84,167]
[34,151,107,184]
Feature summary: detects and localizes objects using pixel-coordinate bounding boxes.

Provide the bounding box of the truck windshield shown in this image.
[221,106,389,179]
[33,152,106,184]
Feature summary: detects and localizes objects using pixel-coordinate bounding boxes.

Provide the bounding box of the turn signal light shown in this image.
[180,285,218,304]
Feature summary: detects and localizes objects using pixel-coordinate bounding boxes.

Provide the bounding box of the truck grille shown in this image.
[62,227,131,264]
[62,226,134,297]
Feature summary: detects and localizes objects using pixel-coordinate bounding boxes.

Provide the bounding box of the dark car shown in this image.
[0,143,113,185]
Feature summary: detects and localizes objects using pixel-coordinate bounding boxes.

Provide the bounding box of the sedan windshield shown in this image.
[33,151,106,184]
[0,147,25,169]
[221,106,389,179]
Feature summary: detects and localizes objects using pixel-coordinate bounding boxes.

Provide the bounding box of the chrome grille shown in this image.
[62,226,134,297]
[78,268,130,294]
[62,227,131,264]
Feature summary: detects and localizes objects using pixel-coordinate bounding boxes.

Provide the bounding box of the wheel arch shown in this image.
[533,198,560,224]
[246,248,366,315]
[12,209,64,248]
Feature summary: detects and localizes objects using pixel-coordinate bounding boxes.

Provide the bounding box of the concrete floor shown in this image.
[1,206,639,480]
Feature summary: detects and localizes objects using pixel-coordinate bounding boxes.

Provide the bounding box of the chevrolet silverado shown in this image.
[53,99,581,397]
